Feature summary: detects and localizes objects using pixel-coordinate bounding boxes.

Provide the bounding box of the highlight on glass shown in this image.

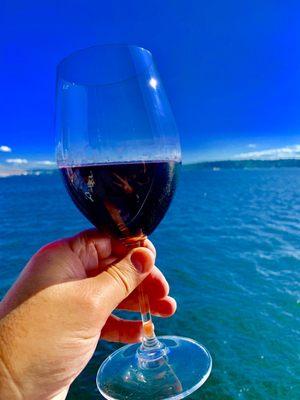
[55,44,212,400]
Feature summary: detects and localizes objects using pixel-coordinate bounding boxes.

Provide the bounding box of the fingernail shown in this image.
[130,250,145,272]
[131,249,153,273]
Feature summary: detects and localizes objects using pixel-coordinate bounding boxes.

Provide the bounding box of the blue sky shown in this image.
[0,0,299,167]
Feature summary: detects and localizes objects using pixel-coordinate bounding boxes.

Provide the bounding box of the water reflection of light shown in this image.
[149,77,158,89]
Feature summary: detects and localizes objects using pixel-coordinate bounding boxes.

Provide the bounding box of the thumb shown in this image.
[90,247,155,315]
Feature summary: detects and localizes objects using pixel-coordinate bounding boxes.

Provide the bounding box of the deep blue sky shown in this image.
[0,0,299,165]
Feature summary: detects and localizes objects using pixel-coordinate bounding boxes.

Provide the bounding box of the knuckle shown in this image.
[78,295,100,316]
[70,283,100,313]
[38,239,67,255]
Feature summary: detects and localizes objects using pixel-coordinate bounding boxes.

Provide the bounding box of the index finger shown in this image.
[76,230,156,277]
[110,238,156,258]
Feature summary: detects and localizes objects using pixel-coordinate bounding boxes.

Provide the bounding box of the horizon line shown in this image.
[1,157,300,169]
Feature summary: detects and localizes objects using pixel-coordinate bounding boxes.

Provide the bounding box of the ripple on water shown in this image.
[0,168,299,399]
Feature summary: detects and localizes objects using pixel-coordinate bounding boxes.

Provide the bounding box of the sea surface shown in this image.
[0,166,299,399]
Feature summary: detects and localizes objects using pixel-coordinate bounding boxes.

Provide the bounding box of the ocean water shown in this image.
[0,166,299,399]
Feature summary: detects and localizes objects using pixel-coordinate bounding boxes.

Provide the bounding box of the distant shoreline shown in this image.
[2,158,300,177]
[185,158,300,169]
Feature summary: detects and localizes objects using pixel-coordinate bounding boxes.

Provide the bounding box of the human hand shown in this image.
[0,230,176,400]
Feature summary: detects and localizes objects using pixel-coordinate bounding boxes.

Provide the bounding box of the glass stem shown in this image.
[133,236,157,345]
[137,283,168,366]
[138,283,156,342]
[126,236,168,364]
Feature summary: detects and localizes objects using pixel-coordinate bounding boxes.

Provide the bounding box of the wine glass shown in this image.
[55,44,212,400]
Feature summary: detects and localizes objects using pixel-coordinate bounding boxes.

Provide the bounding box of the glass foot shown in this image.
[96,336,212,400]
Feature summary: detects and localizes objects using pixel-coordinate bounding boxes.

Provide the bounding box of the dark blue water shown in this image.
[0,167,299,399]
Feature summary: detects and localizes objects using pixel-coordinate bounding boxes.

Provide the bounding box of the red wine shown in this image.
[60,161,180,238]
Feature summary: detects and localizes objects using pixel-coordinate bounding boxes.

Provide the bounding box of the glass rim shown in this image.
[56,43,154,87]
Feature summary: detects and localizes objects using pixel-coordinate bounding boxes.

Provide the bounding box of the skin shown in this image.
[0,230,176,400]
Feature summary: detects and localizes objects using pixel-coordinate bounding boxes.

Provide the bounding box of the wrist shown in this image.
[0,314,23,399]
[0,312,69,400]
[0,351,23,400]
[0,355,67,400]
